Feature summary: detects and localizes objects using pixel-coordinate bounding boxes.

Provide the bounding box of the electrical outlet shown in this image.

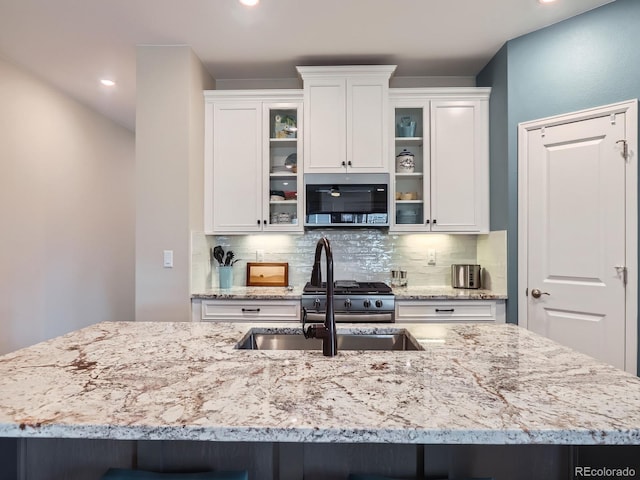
[427,249,436,266]
[256,249,265,262]
[163,250,173,268]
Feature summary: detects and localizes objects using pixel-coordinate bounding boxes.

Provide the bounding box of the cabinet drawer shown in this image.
[396,300,499,323]
[201,300,300,322]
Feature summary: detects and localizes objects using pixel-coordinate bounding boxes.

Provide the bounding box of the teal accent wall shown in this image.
[477,0,640,371]
[477,44,515,324]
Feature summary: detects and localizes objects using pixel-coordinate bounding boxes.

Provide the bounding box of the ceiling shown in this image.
[0,0,614,131]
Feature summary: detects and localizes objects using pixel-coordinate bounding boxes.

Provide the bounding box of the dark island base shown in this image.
[2,439,639,480]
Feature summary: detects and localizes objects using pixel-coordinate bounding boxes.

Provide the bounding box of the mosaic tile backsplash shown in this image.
[192,230,507,294]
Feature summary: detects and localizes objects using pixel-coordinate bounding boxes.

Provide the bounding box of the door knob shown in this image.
[531,288,550,299]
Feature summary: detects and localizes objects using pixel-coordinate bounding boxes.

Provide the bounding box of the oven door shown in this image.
[303,310,395,324]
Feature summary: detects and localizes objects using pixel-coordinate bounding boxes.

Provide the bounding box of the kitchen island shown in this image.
[1,321,639,479]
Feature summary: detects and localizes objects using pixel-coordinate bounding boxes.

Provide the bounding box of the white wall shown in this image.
[0,56,135,355]
[135,46,214,322]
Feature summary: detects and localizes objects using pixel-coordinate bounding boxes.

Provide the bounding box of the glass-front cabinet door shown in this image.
[263,102,303,232]
[390,100,430,231]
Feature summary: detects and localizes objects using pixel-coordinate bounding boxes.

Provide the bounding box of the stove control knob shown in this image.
[313,298,322,308]
[344,298,352,309]
[363,299,371,308]
[375,299,383,308]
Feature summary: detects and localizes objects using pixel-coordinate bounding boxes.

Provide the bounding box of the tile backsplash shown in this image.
[192,230,507,292]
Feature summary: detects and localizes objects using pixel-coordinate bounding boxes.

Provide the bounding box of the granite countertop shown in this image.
[392,286,506,300]
[191,286,303,300]
[1,321,639,445]
[191,285,506,300]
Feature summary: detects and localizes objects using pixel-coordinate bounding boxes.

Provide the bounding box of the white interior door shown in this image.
[525,113,628,369]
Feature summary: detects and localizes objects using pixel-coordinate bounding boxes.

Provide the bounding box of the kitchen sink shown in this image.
[235,329,424,351]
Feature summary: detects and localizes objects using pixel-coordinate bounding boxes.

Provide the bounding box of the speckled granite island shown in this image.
[1,321,639,479]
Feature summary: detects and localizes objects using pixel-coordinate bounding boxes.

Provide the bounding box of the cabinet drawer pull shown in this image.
[435,308,454,313]
[241,308,261,313]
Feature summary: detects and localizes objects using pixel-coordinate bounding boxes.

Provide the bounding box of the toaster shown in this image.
[451,264,482,289]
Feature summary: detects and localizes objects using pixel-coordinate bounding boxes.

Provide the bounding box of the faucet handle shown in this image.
[302,307,309,337]
[302,307,317,338]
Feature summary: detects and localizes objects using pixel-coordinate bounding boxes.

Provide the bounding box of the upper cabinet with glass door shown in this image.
[264,102,303,232]
[389,88,490,233]
[391,102,429,231]
[204,91,303,235]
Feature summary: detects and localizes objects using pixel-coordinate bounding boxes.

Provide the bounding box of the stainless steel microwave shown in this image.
[304,173,389,227]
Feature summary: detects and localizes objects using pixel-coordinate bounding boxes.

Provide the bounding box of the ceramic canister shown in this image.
[395,149,415,173]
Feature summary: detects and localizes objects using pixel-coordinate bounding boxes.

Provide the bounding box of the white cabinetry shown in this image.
[390,88,490,233]
[204,91,303,234]
[192,299,301,323]
[395,299,505,323]
[297,66,396,173]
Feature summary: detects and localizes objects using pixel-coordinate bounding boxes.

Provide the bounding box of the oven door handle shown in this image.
[304,312,394,323]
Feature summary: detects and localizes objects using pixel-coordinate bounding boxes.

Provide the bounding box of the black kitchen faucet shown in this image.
[303,236,337,356]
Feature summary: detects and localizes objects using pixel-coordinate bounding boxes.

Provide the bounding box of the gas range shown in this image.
[301,280,395,323]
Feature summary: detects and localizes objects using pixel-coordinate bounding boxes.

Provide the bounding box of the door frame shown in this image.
[517,100,638,375]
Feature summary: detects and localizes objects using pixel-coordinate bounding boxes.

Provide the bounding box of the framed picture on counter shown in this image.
[246,262,289,287]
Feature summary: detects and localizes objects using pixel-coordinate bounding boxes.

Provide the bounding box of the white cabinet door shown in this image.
[395,300,505,323]
[347,76,389,172]
[430,100,489,233]
[263,101,304,232]
[208,102,262,233]
[390,100,430,231]
[200,299,301,322]
[299,66,395,173]
[303,78,347,172]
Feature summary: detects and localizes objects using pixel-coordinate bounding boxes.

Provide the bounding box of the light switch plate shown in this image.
[163,250,173,268]
[427,249,436,266]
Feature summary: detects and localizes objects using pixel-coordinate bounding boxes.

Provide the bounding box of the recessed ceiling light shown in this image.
[538,0,557,4]
[100,79,116,87]
[239,0,259,6]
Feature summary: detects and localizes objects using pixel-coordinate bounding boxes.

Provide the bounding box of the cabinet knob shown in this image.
[426,219,430,224]
[256,219,260,225]
[347,161,352,166]
[341,161,346,167]
[433,219,437,224]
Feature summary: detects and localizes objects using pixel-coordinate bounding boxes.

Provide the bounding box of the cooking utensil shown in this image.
[224,251,235,266]
[213,246,225,265]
